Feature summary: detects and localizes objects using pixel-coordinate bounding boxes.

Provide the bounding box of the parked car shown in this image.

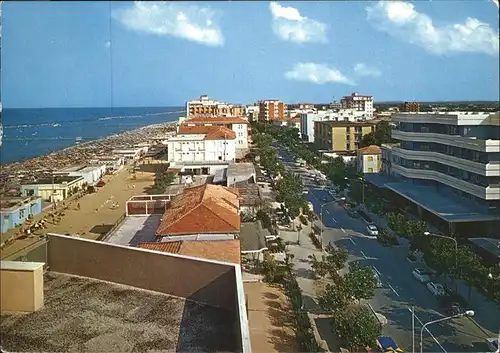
[442,302,463,316]
[412,268,432,283]
[366,224,379,236]
[346,208,359,218]
[427,282,446,296]
[376,336,403,352]
[373,272,383,288]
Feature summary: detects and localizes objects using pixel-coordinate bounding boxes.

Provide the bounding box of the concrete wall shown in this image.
[1,261,44,312]
[46,234,237,310]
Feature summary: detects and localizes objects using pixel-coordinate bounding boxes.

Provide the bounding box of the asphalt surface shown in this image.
[275,143,495,353]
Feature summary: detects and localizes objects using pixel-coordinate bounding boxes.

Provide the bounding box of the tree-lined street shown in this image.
[274,141,497,353]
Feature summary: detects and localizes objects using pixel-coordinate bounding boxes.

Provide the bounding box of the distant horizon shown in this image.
[2,100,499,111]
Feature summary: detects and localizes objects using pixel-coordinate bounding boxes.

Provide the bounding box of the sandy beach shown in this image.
[0,122,176,190]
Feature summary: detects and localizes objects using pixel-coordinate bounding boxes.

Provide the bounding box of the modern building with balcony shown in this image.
[314,120,377,153]
[374,111,500,237]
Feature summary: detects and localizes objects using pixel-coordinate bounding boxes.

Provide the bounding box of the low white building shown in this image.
[90,156,125,174]
[356,145,382,174]
[300,109,372,143]
[112,147,145,164]
[20,175,86,202]
[180,117,249,149]
[168,125,237,175]
[55,165,107,185]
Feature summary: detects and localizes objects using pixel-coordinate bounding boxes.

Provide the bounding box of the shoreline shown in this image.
[0,121,178,189]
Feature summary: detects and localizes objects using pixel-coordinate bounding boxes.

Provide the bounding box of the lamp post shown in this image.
[344,176,365,204]
[320,197,346,248]
[420,310,474,353]
[424,231,459,277]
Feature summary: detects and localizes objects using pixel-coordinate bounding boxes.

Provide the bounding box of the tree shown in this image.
[405,220,429,251]
[318,282,351,313]
[344,262,378,303]
[262,252,286,283]
[373,120,394,146]
[334,305,382,351]
[360,132,377,148]
[308,244,348,282]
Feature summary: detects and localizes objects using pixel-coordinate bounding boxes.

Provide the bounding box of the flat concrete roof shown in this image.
[240,221,268,251]
[105,215,161,247]
[0,272,236,352]
[385,182,500,223]
[468,238,500,259]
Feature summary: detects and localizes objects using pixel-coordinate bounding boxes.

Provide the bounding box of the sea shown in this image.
[0,106,185,165]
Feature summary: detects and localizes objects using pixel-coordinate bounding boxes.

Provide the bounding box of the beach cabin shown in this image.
[0,196,43,233]
[54,165,106,186]
[20,176,85,203]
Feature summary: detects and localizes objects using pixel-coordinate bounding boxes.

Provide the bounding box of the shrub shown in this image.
[300,214,309,225]
[312,224,321,235]
[309,233,322,250]
[407,253,417,262]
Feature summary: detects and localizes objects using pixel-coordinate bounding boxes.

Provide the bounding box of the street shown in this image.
[275,143,496,353]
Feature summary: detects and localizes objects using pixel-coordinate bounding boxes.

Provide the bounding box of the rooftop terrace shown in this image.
[0,272,236,352]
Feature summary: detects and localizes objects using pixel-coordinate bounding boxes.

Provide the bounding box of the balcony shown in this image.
[392,130,500,153]
[392,147,500,176]
[391,164,500,200]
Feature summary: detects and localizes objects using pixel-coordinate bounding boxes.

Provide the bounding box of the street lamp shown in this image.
[320,197,346,248]
[424,231,459,276]
[344,176,365,204]
[419,310,474,353]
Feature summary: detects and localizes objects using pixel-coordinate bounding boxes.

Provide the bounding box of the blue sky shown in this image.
[1,1,499,108]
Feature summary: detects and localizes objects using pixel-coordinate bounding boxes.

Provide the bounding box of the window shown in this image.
[368,168,374,173]
[19,209,25,219]
[367,156,374,162]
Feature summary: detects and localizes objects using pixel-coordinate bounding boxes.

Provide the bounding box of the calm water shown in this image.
[0,107,184,165]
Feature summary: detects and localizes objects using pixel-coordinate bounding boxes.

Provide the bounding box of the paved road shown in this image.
[275,144,495,353]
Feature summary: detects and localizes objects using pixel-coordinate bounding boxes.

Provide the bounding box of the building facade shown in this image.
[1,196,43,233]
[54,165,106,186]
[186,95,244,118]
[400,101,421,112]
[314,121,377,152]
[300,109,373,143]
[341,93,374,118]
[167,126,236,174]
[20,176,85,202]
[257,100,288,121]
[181,117,249,149]
[390,112,500,209]
[245,105,260,121]
[357,145,382,174]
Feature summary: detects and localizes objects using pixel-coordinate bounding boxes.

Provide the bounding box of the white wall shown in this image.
[359,154,381,173]
[168,136,236,165]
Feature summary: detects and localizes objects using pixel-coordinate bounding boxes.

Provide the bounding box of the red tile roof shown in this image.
[357,145,382,154]
[139,240,241,264]
[183,117,249,125]
[177,125,236,139]
[156,184,240,237]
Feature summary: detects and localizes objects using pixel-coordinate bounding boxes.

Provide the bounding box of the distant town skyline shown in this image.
[2,1,499,108]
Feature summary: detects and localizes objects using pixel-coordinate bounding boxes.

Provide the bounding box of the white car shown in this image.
[366,224,379,236]
[427,282,445,296]
[412,268,432,283]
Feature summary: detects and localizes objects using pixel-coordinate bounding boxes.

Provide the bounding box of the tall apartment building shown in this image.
[245,105,260,121]
[341,93,374,118]
[400,101,420,112]
[386,112,500,234]
[314,120,377,153]
[300,109,373,142]
[186,95,245,118]
[258,100,288,121]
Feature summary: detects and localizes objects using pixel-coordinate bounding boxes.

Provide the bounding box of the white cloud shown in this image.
[269,2,327,43]
[285,63,355,85]
[366,1,499,56]
[105,41,111,48]
[354,63,381,77]
[113,1,224,47]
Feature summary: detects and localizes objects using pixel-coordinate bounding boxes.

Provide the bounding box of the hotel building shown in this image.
[314,120,377,153]
[186,95,245,118]
[341,92,374,118]
[374,112,500,236]
[257,100,288,121]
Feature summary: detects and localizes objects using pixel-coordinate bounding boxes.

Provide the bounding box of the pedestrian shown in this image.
[77,203,81,211]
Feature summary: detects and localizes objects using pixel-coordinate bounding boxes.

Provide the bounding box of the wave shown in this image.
[3,109,185,128]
